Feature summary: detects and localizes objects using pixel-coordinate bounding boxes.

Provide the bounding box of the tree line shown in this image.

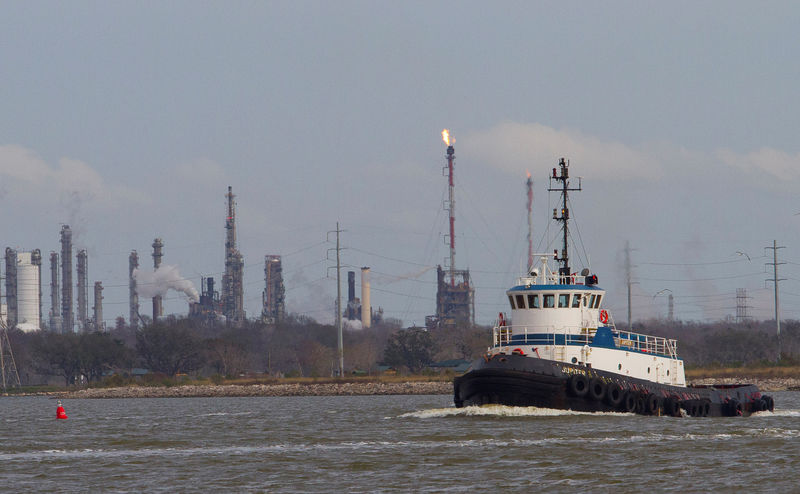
[6,315,800,387]
[6,315,489,386]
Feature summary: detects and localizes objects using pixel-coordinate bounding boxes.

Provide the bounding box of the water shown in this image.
[2,391,799,492]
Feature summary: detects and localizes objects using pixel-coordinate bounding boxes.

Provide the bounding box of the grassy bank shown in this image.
[686,365,800,380]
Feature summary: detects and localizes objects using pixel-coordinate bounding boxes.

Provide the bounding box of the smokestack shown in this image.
[152,238,163,322]
[348,271,355,304]
[129,250,139,329]
[60,225,73,333]
[76,249,88,332]
[361,266,371,328]
[49,251,61,332]
[93,281,104,332]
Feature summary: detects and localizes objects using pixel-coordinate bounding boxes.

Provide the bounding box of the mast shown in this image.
[548,158,581,283]
[526,172,534,272]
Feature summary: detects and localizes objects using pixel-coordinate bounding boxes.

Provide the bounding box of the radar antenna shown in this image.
[548,158,582,284]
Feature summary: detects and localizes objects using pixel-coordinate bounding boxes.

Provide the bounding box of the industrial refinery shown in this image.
[2,135,482,334]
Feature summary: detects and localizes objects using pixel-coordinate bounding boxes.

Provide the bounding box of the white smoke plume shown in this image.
[133,264,200,303]
[344,319,363,330]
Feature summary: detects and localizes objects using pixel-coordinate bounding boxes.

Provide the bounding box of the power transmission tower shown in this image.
[0,318,21,392]
[327,223,345,377]
[735,288,752,323]
[766,240,785,362]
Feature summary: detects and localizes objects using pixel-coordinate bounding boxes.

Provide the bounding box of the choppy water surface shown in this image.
[2,391,799,492]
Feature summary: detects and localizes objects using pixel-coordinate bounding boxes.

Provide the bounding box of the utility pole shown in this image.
[766,240,785,362]
[328,223,345,377]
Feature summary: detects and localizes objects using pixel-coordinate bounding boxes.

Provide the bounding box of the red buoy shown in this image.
[56,400,68,420]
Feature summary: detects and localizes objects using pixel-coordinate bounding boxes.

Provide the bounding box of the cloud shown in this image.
[0,144,146,208]
[0,145,52,182]
[461,122,664,180]
[716,147,800,181]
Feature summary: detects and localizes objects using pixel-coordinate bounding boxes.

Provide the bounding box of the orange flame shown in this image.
[526,170,531,179]
[441,129,451,146]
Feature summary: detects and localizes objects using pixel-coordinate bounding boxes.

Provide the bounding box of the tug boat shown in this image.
[454,159,774,417]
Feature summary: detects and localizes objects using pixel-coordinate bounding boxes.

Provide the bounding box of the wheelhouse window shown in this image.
[594,295,603,308]
[527,294,539,309]
[508,295,516,310]
[572,293,582,308]
[515,294,526,309]
[543,294,555,308]
[589,294,596,308]
[558,294,569,308]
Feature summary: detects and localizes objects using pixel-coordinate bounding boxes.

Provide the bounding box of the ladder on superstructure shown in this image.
[0,318,21,393]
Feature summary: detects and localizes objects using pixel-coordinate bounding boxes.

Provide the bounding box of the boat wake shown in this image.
[399,404,630,419]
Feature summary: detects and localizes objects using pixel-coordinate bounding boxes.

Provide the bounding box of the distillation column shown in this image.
[152,238,163,322]
[129,250,139,329]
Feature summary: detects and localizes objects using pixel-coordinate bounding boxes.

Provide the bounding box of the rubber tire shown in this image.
[664,397,680,417]
[646,394,662,415]
[605,383,624,407]
[568,375,589,398]
[701,401,710,417]
[588,378,606,401]
[621,392,636,413]
[635,394,647,415]
[728,399,742,416]
[762,395,774,412]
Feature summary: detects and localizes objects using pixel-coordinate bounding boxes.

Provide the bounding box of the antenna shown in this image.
[548,158,582,283]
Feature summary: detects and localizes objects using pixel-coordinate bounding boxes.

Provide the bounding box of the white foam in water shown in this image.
[399,404,631,419]
[752,409,800,417]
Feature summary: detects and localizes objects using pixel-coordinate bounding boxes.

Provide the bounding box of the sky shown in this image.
[3,1,800,328]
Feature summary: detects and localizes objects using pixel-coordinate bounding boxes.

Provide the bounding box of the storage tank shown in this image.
[16,251,41,331]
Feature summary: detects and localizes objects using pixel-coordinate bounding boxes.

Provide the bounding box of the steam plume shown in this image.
[133,264,200,303]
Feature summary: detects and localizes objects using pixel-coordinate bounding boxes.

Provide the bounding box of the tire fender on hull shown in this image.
[568,375,589,398]
[605,383,624,407]
[588,378,606,401]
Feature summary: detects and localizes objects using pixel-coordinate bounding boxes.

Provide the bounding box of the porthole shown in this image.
[667,370,670,376]
[618,363,622,370]
[647,367,651,374]
[571,357,578,364]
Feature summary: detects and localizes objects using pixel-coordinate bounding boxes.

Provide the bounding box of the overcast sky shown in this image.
[3,2,800,327]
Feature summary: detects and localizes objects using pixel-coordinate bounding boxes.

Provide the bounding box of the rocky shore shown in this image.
[46,376,800,399]
[61,381,453,399]
[688,377,800,392]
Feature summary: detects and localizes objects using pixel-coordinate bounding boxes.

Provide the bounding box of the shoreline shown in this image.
[58,381,453,399]
[10,376,800,399]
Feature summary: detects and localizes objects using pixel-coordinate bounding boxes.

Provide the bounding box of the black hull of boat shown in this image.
[453,354,773,417]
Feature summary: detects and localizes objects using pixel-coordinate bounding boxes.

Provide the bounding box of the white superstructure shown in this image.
[488,254,686,386]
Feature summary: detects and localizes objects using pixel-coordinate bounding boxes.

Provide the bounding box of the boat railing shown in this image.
[612,330,678,358]
[493,325,593,348]
[493,325,678,358]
